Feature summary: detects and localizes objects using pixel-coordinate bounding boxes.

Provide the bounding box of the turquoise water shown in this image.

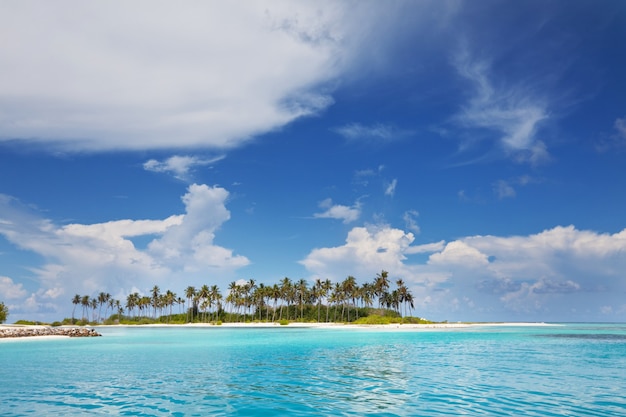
[1,324,625,416]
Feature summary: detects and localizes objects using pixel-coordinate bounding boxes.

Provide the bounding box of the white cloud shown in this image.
[301,224,626,321]
[403,210,420,234]
[0,185,249,318]
[454,51,549,164]
[428,241,489,268]
[404,241,445,254]
[385,179,398,197]
[0,2,373,151]
[300,225,423,282]
[0,276,28,299]
[313,198,361,223]
[148,184,249,270]
[334,123,409,143]
[493,179,516,199]
[144,155,225,180]
[615,116,626,141]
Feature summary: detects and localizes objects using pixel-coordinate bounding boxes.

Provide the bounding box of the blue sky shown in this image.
[1,1,625,323]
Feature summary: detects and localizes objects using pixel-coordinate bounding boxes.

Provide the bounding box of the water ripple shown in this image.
[1,325,626,416]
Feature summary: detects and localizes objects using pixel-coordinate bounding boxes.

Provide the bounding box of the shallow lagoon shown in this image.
[1,324,625,416]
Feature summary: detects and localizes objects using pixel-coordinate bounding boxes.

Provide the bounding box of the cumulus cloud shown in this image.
[0,276,28,299]
[0,1,375,151]
[148,184,249,270]
[301,224,626,321]
[143,155,225,180]
[428,241,489,268]
[313,198,361,223]
[453,51,549,164]
[300,225,424,282]
[0,185,248,318]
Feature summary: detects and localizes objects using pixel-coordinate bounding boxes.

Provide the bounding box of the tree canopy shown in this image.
[0,301,8,324]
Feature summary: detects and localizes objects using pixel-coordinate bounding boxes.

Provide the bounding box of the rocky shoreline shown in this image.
[0,326,102,338]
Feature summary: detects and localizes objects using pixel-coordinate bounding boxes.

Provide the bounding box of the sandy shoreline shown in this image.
[95,321,554,330]
[0,321,555,340]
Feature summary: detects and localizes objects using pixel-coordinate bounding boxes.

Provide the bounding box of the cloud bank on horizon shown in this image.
[2,185,626,322]
[1,1,625,322]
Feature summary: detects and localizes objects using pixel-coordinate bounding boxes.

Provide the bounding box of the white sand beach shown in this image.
[1,321,555,340]
[99,321,553,330]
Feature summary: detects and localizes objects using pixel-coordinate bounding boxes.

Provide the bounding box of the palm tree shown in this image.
[244,279,256,320]
[374,270,390,308]
[279,277,292,320]
[270,284,281,322]
[139,296,151,318]
[330,282,342,321]
[151,285,160,319]
[177,297,185,315]
[361,282,374,310]
[71,294,81,323]
[323,279,332,322]
[89,298,98,322]
[343,276,359,322]
[126,292,139,319]
[115,299,123,320]
[164,290,176,322]
[313,278,323,322]
[185,286,196,322]
[396,279,407,317]
[80,295,90,321]
[296,279,308,321]
[106,297,115,321]
[210,285,222,322]
[198,285,210,322]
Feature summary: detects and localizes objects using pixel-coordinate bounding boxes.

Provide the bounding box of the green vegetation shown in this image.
[14,320,46,325]
[65,270,439,326]
[0,301,8,324]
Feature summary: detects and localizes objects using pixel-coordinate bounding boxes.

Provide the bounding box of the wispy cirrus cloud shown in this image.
[615,116,626,141]
[598,115,626,151]
[492,180,516,199]
[333,123,411,143]
[313,198,361,223]
[453,51,549,164]
[143,155,225,180]
[403,209,420,234]
[492,175,539,200]
[384,179,398,197]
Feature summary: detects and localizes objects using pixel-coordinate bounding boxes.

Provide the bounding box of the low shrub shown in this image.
[14,320,41,325]
[353,316,392,325]
[278,319,289,326]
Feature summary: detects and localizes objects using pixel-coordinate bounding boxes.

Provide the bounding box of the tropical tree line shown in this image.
[0,301,8,324]
[70,270,416,324]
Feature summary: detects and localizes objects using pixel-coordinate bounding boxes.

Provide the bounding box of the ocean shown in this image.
[1,323,625,416]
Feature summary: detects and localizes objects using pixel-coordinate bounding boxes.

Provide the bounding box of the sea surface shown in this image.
[1,323,625,416]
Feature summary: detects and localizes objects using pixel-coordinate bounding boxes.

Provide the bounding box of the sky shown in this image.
[1,1,625,323]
